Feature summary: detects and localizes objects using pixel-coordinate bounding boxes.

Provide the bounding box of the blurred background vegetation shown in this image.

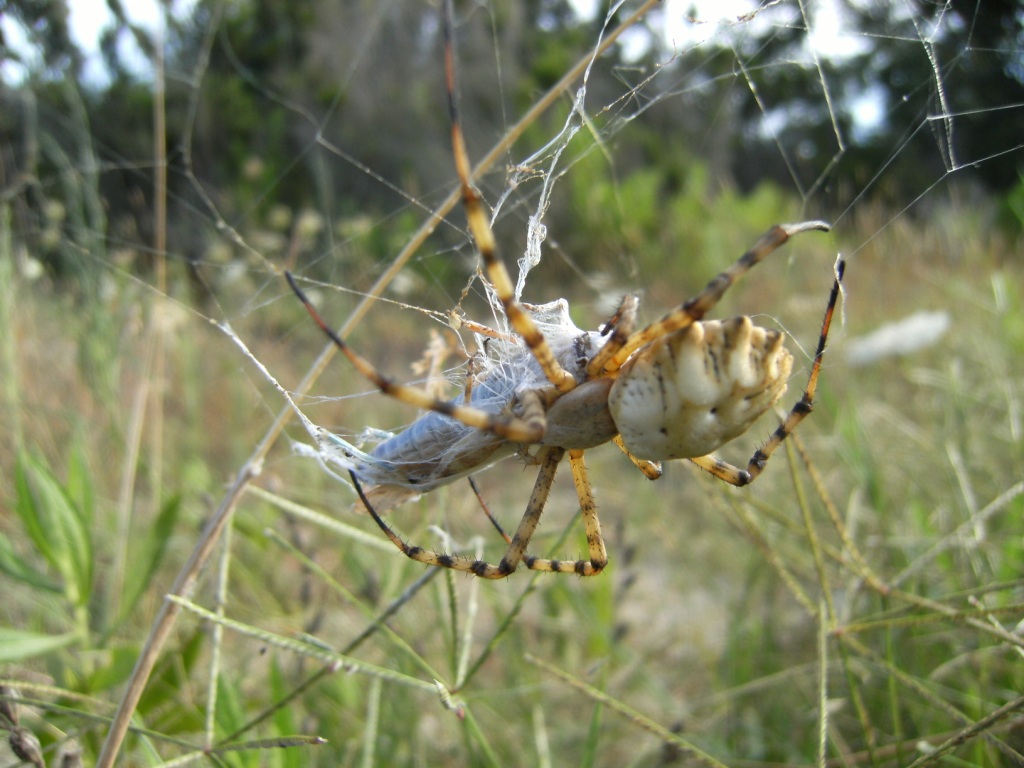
[1,0,1022,766]
[2,0,1022,295]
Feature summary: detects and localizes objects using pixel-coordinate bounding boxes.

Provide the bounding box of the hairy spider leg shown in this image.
[288,0,588,448]
[468,475,512,543]
[687,258,846,486]
[585,293,638,376]
[285,272,546,444]
[443,0,575,395]
[603,221,831,373]
[353,445,609,577]
[613,435,663,480]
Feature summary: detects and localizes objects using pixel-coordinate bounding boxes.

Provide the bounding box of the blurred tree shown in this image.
[721,0,1024,202]
[0,0,83,77]
[1,0,1020,292]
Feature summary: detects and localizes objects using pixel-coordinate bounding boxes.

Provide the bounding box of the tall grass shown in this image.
[2,185,1022,765]
[2,4,1023,763]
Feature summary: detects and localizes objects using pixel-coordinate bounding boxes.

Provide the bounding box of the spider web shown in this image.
[204,0,1015,432]
[2,0,1018,531]
[4,0,1024,763]
[72,0,1015,573]
[6,0,1015,417]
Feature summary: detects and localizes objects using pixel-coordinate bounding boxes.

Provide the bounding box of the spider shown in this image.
[286,1,844,579]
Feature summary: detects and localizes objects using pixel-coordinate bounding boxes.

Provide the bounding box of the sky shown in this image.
[75,0,175,82]
[1,0,186,84]
[2,0,868,84]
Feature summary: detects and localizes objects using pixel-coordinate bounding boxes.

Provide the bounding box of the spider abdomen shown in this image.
[608,316,793,461]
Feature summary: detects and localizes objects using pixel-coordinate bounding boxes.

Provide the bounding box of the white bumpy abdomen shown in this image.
[608,316,793,461]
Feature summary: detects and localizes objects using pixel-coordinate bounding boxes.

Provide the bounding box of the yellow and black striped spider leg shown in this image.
[688,258,846,486]
[603,221,832,373]
[285,271,547,444]
[443,0,575,395]
[352,445,608,578]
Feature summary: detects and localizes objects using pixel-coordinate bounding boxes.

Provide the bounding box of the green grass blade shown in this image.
[14,451,93,610]
[0,530,61,592]
[115,493,183,631]
[0,628,78,662]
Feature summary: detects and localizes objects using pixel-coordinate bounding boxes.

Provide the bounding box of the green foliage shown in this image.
[3,442,183,649]
[12,450,94,617]
[117,493,183,629]
[0,628,78,664]
[3,185,1023,766]
[4,0,1022,295]
[556,136,803,306]
[1,3,1022,765]
[1000,173,1024,236]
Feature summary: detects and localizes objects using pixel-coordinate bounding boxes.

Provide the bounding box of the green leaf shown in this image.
[14,452,94,608]
[83,645,143,693]
[0,627,77,662]
[118,493,182,626]
[215,673,247,742]
[0,531,61,593]
[65,441,95,529]
[269,655,297,738]
[139,629,206,722]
